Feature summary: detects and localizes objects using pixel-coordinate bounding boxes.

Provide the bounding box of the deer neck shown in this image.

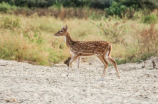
[65,32,74,47]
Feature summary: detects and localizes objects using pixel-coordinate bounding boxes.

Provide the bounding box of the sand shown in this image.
[0,57,158,104]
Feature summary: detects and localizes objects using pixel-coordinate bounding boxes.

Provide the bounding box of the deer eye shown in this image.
[60,30,63,33]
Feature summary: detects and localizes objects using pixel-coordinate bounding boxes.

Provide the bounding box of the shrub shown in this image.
[142,14,157,24]
[105,1,137,18]
[124,0,158,10]
[95,19,127,44]
[0,2,16,13]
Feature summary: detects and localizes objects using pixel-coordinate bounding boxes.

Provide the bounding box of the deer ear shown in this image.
[65,25,68,30]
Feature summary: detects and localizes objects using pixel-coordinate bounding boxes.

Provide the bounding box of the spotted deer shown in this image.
[54,25,120,80]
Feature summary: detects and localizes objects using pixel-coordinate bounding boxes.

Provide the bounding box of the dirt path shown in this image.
[0,57,158,104]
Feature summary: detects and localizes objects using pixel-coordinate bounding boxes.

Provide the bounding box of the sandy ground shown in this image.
[0,57,158,104]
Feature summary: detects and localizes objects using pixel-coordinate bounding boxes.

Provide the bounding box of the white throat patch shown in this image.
[64,36,66,43]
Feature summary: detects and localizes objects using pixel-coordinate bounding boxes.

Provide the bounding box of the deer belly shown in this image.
[70,49,94,56]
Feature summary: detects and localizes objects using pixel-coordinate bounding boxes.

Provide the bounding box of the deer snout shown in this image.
[54,33,58,36]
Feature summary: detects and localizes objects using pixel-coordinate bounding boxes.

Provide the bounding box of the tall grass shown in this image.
[0,15,66,65]
[95,18,158,63]
[0,14,158,66]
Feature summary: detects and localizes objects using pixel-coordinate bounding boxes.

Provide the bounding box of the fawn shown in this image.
[54,25,120,80]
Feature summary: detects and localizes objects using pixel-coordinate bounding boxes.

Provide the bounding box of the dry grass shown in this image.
[95,18,158,62]
[0,14,158,65]
[0,34,49,65]
[138,24,158,60]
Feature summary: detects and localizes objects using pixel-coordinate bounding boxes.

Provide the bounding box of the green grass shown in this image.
[142,14,157,24]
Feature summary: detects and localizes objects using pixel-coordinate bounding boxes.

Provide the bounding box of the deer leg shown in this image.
[108,57,120,78]
[97,56,108,81]
[67,55,78,76]
[77,57,81,76]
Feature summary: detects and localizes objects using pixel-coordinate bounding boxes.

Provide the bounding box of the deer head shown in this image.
[54,25,68,36]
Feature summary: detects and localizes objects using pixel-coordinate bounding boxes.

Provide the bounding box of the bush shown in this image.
[142,14,157,24]
[105,1,123,16]
[105,1,138,18]
[114,0,158,10]
[95,19,127,44]
[0,2,16,13]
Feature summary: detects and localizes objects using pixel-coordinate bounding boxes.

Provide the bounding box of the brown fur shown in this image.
[54,25,120,79]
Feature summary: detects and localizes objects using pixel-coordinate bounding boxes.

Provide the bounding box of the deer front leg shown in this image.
[77,57,81,76]
[67,55,78,76]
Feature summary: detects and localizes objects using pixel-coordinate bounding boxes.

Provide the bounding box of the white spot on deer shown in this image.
[70,50,75,56]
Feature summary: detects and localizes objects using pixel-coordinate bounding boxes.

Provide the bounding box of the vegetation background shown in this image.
[0,0,158,65]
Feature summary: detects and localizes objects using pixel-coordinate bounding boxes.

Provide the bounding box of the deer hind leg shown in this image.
[67,55,78,76]
[97,55,109,81]
[108,57,120,78]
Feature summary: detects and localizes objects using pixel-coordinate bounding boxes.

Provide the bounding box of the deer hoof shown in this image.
[98,78,105,81]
